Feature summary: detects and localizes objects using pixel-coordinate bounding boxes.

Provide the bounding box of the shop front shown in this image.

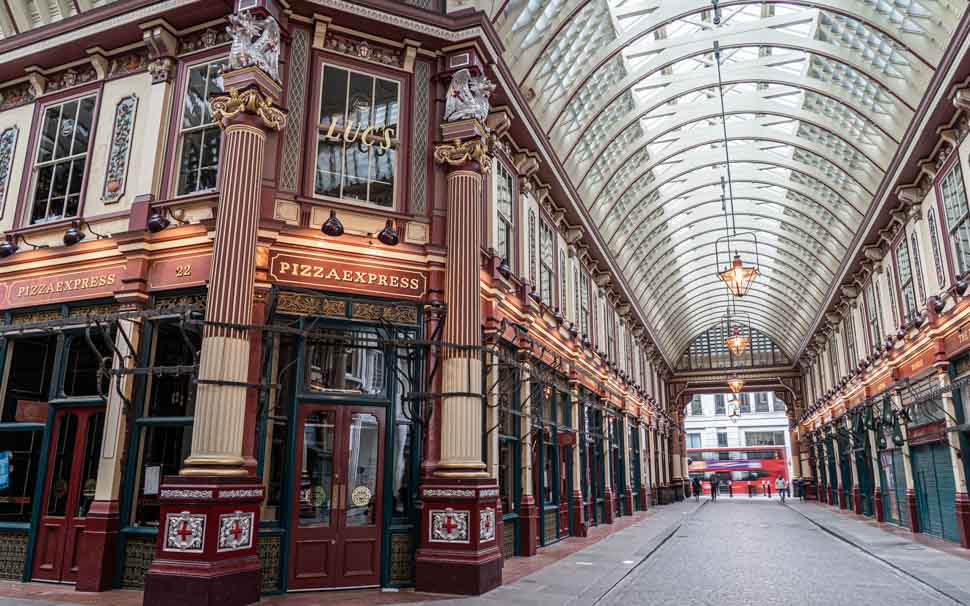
[579,391,606,527]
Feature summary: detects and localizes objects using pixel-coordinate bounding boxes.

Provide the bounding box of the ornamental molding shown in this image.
[433,136,491,175]
[444,68,495,123]
[308,0,491,47]
[480,507,495,542]
[103,94,138,203]
[159,488,213,499]
[0,126,19,220]
[429,508,469,543]
[211,88,287,131]
[219,488,263,499]
[423,487,474,498]
[227,10,281,83]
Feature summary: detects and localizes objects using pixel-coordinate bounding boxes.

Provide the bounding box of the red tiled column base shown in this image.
[955,492,970,548]
[415,480,502,595]
[638,488,648,511]
[624,489,634,514]
[571,492,588,537]
[906,489,920,533]
[76,500,120,592]
[853,487,862,515]
[874,489,885,523]
[143,476,264,606]
[519,496,538,557]
[603,490,615,523]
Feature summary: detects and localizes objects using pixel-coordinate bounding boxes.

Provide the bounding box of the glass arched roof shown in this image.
[493,0,966,364]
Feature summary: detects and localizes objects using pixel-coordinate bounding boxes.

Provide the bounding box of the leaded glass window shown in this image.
[941,161,970,275]
[495,161,514,266]
[30,95,97,223]
[539,219,555,305]
[865,280,882,353]
[315,65,400,207]
[895,237,918,321]
[176,60,226,196]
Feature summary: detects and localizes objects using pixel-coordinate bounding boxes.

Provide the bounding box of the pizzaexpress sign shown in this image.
[269,252,427,299]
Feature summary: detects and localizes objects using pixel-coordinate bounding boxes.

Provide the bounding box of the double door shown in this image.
[289,404,384,590]
[33,407,104,583]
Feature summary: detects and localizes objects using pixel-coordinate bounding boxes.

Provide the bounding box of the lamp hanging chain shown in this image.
[713,41,737,239]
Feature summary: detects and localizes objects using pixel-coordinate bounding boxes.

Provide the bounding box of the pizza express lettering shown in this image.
[276,261,421,291]
[16,273,117,299]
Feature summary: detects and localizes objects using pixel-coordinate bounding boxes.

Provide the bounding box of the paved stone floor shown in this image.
[6,498,970,606]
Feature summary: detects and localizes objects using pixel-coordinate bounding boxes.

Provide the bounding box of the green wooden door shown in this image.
[912,442,959,542]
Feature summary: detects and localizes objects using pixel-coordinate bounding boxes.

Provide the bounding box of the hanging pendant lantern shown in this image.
[725,327,750,357]
[715,232,761,298]
[719,252,759,297]
[727,374,744,394]
[719,310,752,358]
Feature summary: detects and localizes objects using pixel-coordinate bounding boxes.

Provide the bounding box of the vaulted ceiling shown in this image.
[490,0,967,366]
[0,0,119,39]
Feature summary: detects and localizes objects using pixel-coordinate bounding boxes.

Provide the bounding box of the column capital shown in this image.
[211,85,287,131]
[435,119,492,175]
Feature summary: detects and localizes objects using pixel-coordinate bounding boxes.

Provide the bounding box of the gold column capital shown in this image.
[211,87,287,131]
[433,135,491,176]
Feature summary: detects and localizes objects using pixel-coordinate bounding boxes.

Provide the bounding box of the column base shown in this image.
[955,492,970,548]
[571,492,588,537]
[143,476,264,606]
[519,496,538,557]
[603,490,615,524]
[415,478,502,595]
[671,479,685,502]
[624,488,634,514]
[874,488,885,523]
[906,489,920,533]
[76,500,120,592]
[638,488,648,511]
[853,487,862,515]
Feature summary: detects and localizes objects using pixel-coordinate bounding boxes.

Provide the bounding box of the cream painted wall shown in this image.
[84,71,153,218]
[0,102,34,233]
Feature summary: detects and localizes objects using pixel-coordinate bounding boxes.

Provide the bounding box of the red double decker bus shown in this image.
[687,446,788,495]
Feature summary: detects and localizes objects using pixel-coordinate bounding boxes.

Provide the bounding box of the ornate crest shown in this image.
[433,136,492,174]
[444,68,495,123]
[164,511,205,553]
[217,511,254,552]
[430,508,469,543]
[227,10,281,82]
[479,507,495,542]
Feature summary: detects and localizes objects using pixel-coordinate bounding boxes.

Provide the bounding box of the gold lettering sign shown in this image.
[269,252,426,299]
[322,120,395,151]
[0,265,123,309]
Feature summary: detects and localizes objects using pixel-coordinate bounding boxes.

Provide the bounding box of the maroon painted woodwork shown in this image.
[955,492,970,548]
[603,489,615,524]
[143,477,264,606]
[638,487,648,511]
[518,496,538,557]
[907,489,920,532]
[623,488,634,514]
[571,491,587,537]
[414,478,502,595]
[33,407,104,583]
[874,488,885,523]
[75,499,120,592]
[288,405,385,590]
[853,487,863,515]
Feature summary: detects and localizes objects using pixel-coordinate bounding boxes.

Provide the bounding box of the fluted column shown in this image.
[895,390,920,531]
[182,86,285,475]
[433,128,490,477]
[869,426,885,520]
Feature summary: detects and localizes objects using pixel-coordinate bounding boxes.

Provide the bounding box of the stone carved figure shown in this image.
[227,10,281,82]
[444,68,495,122]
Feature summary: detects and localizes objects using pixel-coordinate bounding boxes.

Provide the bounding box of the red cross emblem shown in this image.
[176,520,194,540]
[229,520,244,541]
[442,514,459,534]
[482,515,491,532]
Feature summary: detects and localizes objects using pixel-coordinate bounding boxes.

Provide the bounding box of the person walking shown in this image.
[776,476,787,503]
[692,476,702,502]
[709,476,718,501]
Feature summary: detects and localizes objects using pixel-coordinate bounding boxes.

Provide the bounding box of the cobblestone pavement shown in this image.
[601,499,963,606]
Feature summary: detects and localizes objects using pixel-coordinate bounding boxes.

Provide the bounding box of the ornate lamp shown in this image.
[725,325,750,357]
[718,252,759,297]
[727,374,744,394]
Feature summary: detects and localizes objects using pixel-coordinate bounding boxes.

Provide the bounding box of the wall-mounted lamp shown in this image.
[0,232,49,258]
[322,209,344,237]
[377,219,398,246]
[63,219,109,246]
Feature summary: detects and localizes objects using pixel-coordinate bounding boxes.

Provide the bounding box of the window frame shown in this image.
[893,234,919,323]
[493,158,516,270]
[305,55,409,212]
[863,278,882,354]
[18,86,102,229]
[538,218,556,306]
[164,50,229,200]
[937,155,970,280]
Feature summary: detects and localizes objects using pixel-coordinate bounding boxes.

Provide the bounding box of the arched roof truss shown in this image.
[493,0,967,363]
